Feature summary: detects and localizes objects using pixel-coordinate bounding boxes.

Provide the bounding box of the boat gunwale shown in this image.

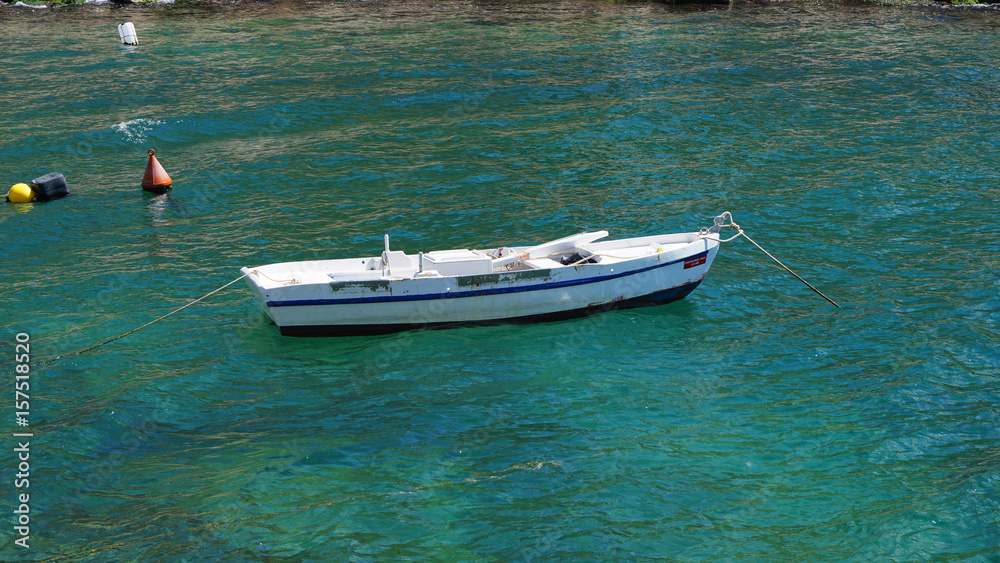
[263,248,711,308]
[241,231,706,289]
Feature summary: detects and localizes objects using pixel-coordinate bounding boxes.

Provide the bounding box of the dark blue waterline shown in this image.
[278,280,703,336]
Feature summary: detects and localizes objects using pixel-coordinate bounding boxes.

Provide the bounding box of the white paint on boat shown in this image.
[241,224,722,336]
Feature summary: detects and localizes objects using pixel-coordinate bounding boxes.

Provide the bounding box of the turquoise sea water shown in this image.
[2,1,999,560]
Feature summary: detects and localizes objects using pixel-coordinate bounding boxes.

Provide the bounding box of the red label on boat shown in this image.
[684,255,706,269]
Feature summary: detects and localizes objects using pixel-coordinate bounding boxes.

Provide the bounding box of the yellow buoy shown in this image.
[6,183,35,203]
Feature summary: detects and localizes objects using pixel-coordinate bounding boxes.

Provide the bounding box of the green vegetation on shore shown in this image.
[1,0,997,13]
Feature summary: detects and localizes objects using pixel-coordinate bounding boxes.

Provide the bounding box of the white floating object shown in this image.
[118,22,138,46]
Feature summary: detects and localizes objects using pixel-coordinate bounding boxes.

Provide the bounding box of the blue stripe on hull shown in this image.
[276,280,702,337]
[266,250,709,308]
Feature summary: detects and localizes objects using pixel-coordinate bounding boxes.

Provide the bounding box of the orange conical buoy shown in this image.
[141,149,173,193]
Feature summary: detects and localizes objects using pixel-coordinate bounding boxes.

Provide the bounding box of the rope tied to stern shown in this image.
[2,274,249,375]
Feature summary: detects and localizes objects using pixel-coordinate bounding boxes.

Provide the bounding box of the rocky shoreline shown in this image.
[2,0,999,9]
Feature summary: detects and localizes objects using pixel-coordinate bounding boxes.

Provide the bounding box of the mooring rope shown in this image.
[739,232,841,308]
[249,269,297,285]
[38,460,560,562]
[701,212,841,308]
[3,274,248,375]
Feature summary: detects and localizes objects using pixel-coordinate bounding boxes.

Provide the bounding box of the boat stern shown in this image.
[240,266,278,323]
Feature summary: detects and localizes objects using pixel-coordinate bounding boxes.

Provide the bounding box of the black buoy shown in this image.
[30,173,70,202]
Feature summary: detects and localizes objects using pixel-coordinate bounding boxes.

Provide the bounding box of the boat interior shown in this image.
[248,231,702,287]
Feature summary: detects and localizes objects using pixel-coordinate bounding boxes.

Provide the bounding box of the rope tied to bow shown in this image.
[700,211,841,308]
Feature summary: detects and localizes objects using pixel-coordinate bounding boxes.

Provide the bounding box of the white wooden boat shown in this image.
[241,215,730,336]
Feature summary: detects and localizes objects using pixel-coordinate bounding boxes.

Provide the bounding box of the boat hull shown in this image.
[276,279,702,336]
[242,235,719,337]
